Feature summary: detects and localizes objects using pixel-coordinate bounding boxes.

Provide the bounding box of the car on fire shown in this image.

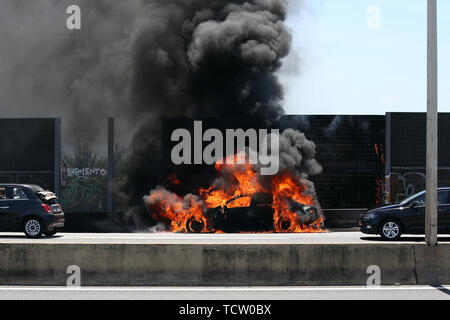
[0,184,65,238]
[185,192,319,233]
[360,187,450,240]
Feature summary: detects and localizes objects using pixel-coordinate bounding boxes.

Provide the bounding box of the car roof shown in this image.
[0,184,44,192]
[412,188,450,193]
[401,188,450,201]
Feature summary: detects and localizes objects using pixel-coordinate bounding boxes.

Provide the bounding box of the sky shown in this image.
[280,0,450,115]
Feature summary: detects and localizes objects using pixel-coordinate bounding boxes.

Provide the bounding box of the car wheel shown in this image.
[380,219,402,241]
[186,217,206,233]
[23,217,44,239]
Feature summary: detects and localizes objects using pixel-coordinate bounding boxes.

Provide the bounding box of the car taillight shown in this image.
[42,204,52,213]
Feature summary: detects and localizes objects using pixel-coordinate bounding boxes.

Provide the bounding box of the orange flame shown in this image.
[146,153,325,233]
[145,190,208,233]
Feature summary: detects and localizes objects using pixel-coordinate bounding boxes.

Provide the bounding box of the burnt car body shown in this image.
[187,192,319,233]
[0,184,65,238]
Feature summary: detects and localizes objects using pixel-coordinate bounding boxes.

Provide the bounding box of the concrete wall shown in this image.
[0,243,448,286]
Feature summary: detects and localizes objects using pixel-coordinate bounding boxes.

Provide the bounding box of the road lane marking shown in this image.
[0,286,448,292]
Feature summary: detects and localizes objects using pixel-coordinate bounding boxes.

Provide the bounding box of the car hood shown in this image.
[367,203,402,214]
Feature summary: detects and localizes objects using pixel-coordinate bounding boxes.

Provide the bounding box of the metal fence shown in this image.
[0,118,60,194]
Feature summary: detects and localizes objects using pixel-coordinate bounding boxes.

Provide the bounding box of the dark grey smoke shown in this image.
[124,0,296,223]
[277,129,322,177]
[0,0,313,228]
[129,0,293,136]
[0,0,142,150]
[257,128,322,209]
[0,0,293,145]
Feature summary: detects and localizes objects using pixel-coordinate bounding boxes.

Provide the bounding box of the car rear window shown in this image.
[36,192,59,205]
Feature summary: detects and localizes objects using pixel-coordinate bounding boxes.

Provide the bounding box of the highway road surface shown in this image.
[0,286,449,300]
[0,231,449,244]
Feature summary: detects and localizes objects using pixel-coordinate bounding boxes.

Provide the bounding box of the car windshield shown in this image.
[399,191,426,206]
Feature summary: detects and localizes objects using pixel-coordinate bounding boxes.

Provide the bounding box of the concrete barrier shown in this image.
[0,243,448,286]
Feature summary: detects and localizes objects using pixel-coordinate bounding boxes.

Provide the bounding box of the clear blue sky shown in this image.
[280,0,450,115]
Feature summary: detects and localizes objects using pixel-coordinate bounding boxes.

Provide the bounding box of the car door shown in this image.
[0,200,11,231]
[7,186,31,231]
[224,196,254,232]
[0,187,14,231]
[401,193,426,234]
[437,190,450,233]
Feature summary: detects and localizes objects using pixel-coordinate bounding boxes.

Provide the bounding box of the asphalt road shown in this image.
[0,286,449,300]
[0,231,449,244]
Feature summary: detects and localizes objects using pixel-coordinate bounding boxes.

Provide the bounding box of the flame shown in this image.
[200,153,262,208]
[167,173,181,187]
[146,152,325,233]
[271,173,323,233]
[145,190,208,233]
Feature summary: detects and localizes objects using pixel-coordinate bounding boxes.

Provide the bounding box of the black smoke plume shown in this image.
[122,0,297,227]
[0,0,318,230]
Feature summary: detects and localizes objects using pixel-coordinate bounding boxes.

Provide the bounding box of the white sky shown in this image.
[280,0,450,115]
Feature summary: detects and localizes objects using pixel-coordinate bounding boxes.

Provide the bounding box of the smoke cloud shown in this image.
[271,129,323,177]
[0,0,294,144]
[124,0,298,222]
[129,0,293,134]
[0,0,145,150]
[0,0,322,229]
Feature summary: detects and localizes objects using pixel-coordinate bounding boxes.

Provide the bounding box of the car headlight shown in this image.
[365,212,377,220]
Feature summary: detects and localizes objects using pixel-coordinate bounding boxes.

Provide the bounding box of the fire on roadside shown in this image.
[145,153,326,233]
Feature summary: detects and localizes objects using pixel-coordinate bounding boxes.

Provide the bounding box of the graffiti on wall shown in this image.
[61,163,108,212]
[66,168,107,178]
[385,172,426,204]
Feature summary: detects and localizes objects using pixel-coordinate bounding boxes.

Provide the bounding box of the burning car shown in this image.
[145,135,325,234]
[147,185,323,234]
[196,193,319,233]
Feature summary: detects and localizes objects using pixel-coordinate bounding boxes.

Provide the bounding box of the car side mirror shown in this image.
[409,202,418,208]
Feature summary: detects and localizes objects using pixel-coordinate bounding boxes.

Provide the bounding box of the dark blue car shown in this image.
[360,187,450,240]
[0,184,65,238]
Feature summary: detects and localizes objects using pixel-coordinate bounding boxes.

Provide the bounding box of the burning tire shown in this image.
[276,217,296,233]
[186,217,206,233]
